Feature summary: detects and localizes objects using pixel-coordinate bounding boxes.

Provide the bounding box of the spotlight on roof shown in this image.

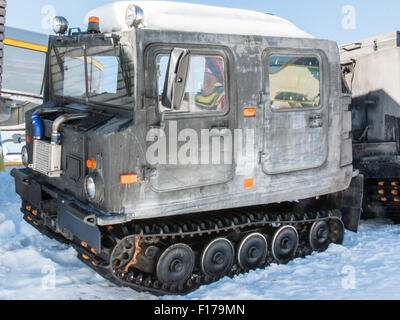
[88,16,101,34]
[52,16,69,35]
[125,4,144,28]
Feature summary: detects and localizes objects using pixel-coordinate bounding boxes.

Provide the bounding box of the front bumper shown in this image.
[11,168,106,251]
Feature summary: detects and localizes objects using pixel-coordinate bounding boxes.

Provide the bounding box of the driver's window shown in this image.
[157,54,226,114]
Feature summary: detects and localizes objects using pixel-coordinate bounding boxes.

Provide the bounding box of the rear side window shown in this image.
[157,54,226,114]
[269,55,321,110]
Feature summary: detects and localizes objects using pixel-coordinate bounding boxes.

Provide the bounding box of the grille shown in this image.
[32,140,62,177]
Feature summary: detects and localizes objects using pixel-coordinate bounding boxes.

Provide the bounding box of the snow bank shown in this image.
[84,1,313,39]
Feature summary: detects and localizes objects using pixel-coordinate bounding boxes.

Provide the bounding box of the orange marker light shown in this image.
[89,16,100,23]
[244,178,255,189]
[120,174,138,185]
[26,136,32,144]
[86,158,96,169]
[244,108,256,117]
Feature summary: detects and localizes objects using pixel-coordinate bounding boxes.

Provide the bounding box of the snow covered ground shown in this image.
[0,169,399,300]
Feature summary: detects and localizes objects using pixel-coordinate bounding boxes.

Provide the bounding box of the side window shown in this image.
[269,55,321,110]
[157,54,226,114]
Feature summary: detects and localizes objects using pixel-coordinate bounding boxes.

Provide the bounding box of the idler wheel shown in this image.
[329,218,345,245]
[271,225,299,264]
[201,238,234,279]
[237,233,268,270]
[156,243,195,286]
[309,221,330,251]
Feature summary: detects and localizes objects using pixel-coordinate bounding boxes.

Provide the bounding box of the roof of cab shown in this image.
[84,1,313,39]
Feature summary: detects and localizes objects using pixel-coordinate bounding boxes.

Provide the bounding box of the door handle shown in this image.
[309,114,323,128]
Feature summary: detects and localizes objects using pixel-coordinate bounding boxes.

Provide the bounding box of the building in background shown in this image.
[0,25,48,167]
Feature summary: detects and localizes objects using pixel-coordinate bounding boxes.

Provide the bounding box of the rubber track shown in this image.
[21,204,341,296]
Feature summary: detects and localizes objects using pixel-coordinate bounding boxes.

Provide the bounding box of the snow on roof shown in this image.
[84,1,313,39]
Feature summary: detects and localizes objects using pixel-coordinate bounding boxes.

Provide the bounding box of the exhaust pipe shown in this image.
[51,113,89,144]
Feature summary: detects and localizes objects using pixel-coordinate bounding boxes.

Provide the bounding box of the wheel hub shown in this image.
[309,221,330,251]
[237,233,268,270]
[201,238,234,279]
[156,243,195,285]
[272,226,299,264]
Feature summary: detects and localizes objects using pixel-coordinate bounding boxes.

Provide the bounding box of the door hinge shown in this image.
[259,152,266,164]
[309,114,323,128]
[258,92,268,106]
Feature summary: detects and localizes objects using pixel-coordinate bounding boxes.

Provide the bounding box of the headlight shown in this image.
[21,146,29,167]
[52,16,69,35]
[84,173,104,204]
[85,176,96,201]
[125,4,144,28]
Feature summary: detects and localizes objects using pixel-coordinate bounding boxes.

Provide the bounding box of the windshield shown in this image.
[50,45,134,108]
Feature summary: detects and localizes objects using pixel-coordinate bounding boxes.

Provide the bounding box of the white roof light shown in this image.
[125,4,144,28]
[52,16,69,35]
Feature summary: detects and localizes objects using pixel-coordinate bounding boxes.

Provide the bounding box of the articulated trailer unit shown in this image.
[341,31,400,222]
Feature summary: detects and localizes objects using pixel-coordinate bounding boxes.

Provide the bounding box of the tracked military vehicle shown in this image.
[341,31,400,223]
[11,1,362,295]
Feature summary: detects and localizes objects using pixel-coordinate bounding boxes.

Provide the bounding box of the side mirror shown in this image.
[162,48,190,110]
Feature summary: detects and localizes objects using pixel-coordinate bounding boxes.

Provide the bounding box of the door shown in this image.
[145,46,235,192]
[262,50,329,175]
